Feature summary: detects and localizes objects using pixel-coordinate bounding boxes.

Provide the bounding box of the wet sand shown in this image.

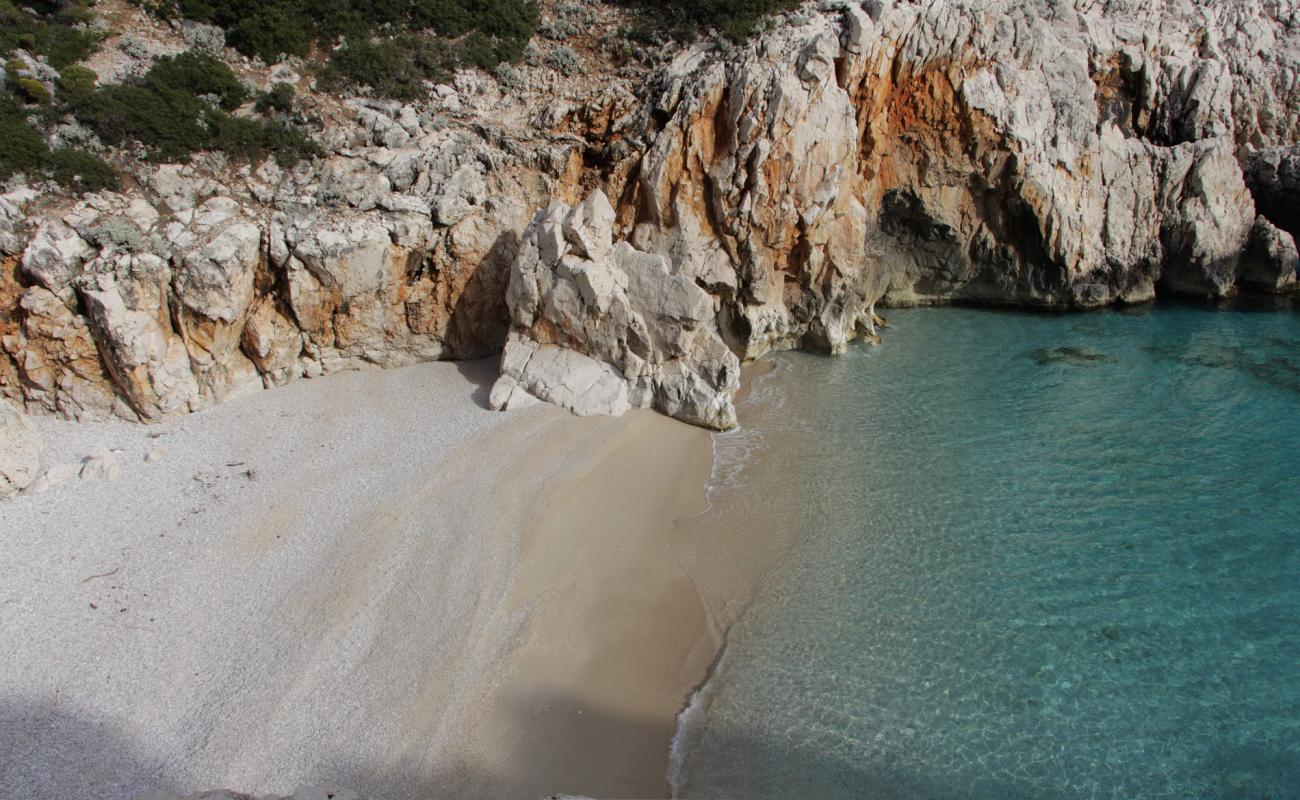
[0,358,764,799]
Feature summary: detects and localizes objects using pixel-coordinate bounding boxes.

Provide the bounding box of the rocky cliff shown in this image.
[2,0,1298,458]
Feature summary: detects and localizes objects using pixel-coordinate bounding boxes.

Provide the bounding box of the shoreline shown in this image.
[0,356,777,799]
[461,357,793,798]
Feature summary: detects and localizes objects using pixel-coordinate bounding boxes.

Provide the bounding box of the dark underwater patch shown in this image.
[1031,345,1114,366]
[1142,342,1300,395]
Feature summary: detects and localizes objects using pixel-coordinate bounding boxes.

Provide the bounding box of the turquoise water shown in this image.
[676,303,1300,799]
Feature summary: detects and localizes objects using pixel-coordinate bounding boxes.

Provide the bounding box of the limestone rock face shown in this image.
[1241,217,1300,293]
[622,0,1298,352]
[0,399,41,498]
[1244,145,1300,242]
[493,0,1297,426]
[0,104,552,422]
[240,298,304,386]
[4,286,121,420]
[1,0,1297,431]
[170,199,266,403]
[492,191,739,429]
[20,220,95,295]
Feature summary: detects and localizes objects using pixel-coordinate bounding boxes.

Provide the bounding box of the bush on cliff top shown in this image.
[72,51,320,166]
[0,91,118,192]
[0,95,48,177]
[45,145,120,192]
[320,26,529,101]
[0,1,100,68]
[616,0,801,41]
[144,0,538,98]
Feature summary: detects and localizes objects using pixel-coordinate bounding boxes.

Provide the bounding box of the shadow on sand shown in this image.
[0,691,1027,800]
[453,357,498,412]
[0,697,178,800]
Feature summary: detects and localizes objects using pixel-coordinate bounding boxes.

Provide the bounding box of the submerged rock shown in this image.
[1032,346,1114,366]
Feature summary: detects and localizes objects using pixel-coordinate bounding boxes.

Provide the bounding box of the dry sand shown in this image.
[0,358,744,800]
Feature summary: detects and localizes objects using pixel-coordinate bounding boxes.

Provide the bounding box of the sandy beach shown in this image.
[0,358,730,799]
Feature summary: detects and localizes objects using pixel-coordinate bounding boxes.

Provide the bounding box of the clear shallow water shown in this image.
[677,303,1300,800]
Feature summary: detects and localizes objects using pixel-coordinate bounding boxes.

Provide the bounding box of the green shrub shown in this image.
[457,30,500,71]
[56,64,97,106]
[261,119,321,167]
[408,0,536,42]
[0,95,49,178]
[48,147,119,192]
[151,0,537,64]
[255,81,295,114]
[209,112,266,160]
[1,90,116,192]
[144,0,538,98]
[544,45,581,75]
[141,51,247,110]
[324,35,452,101]
[0,1,100,68]
[15,77,51,104]
[70,50,320,166]
[614,0,800,41]
[76,82,212,160]
[224,4,314,63]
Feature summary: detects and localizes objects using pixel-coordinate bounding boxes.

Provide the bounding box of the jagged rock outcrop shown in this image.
[1242,215,1300,293]
[490,191,740,429]
[1,0,1297,432]
[617,0,1297,348]
[495,0,1298,425]
[1244,144,1300,242]
[0,78,571,423]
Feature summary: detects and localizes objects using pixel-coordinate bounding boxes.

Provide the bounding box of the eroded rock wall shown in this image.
[2,0,1297,432]
[0,82,587,422]
[490,0,1298,427]
[622,0,1299,338]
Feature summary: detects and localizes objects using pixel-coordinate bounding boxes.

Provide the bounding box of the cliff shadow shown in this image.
[314,692,1029,800]
[453,357,499,411]
[0,696,176,800]
[0,690,1045,799]
[443,231,519,361]
[301,693,670,800]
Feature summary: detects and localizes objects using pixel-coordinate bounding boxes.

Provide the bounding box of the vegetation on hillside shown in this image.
[615,0,802,42]
[0,0,101,67]
[1,91,117,192]
[2,0,804,193]
[70,51,319,166]
[3,43,319,193]
[144,0,539,99]
[1,2,117,191]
